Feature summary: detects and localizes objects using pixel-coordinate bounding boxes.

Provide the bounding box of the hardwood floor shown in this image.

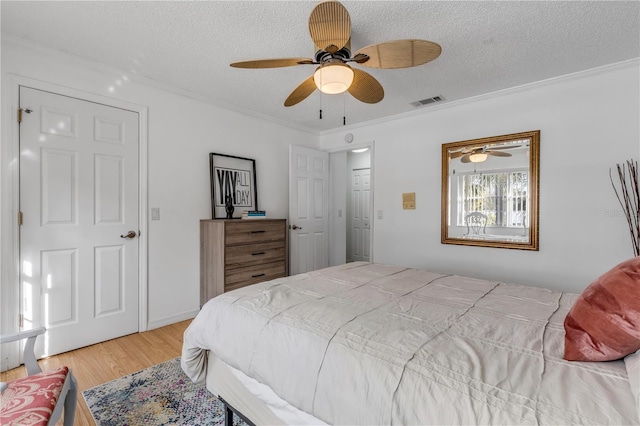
[1,320,192,425]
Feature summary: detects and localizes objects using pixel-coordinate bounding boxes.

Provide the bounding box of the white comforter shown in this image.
[182,262,638,425]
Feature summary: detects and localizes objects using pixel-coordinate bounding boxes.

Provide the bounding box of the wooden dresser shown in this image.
[200,219,287,305]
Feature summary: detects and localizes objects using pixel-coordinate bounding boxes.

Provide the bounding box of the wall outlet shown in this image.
[151,207,160,220]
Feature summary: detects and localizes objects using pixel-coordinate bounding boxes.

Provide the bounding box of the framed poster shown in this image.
[209,153,258,219]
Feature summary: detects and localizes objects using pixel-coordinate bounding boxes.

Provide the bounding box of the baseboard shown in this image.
[146,309,199,331]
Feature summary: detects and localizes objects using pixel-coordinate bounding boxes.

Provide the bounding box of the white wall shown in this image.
[1,37,317,330]
[319,61,640,293]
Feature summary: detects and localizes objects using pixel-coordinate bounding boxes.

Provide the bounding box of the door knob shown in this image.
[291,225,302,230]
[120,230,137,239]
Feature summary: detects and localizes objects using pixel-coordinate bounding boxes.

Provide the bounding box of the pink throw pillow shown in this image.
[564,257,640,361]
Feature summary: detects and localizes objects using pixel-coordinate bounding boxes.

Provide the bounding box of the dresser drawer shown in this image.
[225,261,286,291]
[225,241,285,268]
[225,221,285,245]
[201,218,287,305]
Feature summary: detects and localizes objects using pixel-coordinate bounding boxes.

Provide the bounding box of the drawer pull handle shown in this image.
[250,230,266,234]
[252,273,266,278]
[252,252,266,256]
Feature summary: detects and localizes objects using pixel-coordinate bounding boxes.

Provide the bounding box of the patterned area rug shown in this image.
[83,357,240,426]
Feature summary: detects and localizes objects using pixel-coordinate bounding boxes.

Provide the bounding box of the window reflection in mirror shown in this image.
[441,130,539,250]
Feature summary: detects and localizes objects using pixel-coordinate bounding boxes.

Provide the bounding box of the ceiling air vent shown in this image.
[411,95,444,108]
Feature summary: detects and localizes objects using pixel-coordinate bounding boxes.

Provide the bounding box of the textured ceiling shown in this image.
[2,1,639,134]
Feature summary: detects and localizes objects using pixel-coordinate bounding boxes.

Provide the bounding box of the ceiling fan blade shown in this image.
[348,68,384,104]
[460,153,472,163]
[355,39,441,69]
[463,147,481,153]
[308,0,351,52]
[230,58,313,69]
[487,151,512,157]
[351,53,369,64]
[449,151,465,159]
[284,76,317,107]
[487,145,522,150]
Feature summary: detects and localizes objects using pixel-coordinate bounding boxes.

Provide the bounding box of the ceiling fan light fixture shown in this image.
[469,153,488,163]
[314,63,354,94]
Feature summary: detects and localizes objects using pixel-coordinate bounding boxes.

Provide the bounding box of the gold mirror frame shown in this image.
[441,130,540,250]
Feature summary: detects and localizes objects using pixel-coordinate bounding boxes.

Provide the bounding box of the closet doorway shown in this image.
[329,144,373,266]
[346,154,371,262]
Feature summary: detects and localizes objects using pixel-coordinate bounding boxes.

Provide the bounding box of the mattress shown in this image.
[182,262,638,425]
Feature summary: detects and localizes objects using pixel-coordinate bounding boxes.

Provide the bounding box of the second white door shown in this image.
[20,87,139,356]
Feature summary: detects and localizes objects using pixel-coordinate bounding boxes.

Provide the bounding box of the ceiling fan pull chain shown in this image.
[343,92,346,126]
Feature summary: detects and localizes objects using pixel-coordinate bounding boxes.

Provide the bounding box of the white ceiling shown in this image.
[2,1,639,134]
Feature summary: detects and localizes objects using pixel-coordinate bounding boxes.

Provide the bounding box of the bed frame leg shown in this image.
[219,396,257,426]
[225,404,234,426]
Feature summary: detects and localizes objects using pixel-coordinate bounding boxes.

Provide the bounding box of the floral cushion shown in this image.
[0,366,68,426]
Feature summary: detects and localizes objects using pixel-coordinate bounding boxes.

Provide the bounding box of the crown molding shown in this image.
[1,34,319,136]
[319,57,640,137]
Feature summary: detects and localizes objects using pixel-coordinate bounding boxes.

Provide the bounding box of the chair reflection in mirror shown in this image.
[465,212,488,235]
[518,211,528,236]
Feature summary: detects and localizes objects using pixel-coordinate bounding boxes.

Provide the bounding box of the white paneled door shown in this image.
[19,87,139,357]
[289,145,329,275]
[348,168,371,262]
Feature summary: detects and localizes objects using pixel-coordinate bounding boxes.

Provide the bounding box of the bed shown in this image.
[181,262,639,425]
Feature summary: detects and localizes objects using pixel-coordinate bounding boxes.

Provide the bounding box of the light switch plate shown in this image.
[151,207,160,220]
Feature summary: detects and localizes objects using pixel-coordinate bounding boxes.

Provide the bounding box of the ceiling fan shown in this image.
[230,0,442,107]
[450,145,521,163]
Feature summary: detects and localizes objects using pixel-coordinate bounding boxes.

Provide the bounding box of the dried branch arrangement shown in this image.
[610,159,640,257]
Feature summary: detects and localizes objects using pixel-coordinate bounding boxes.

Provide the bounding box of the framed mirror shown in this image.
[441,130,540,250]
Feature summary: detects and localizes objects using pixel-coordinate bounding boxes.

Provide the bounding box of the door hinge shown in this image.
[18,211,23,226]
[19,314,24,328]
[17,108,32,124]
